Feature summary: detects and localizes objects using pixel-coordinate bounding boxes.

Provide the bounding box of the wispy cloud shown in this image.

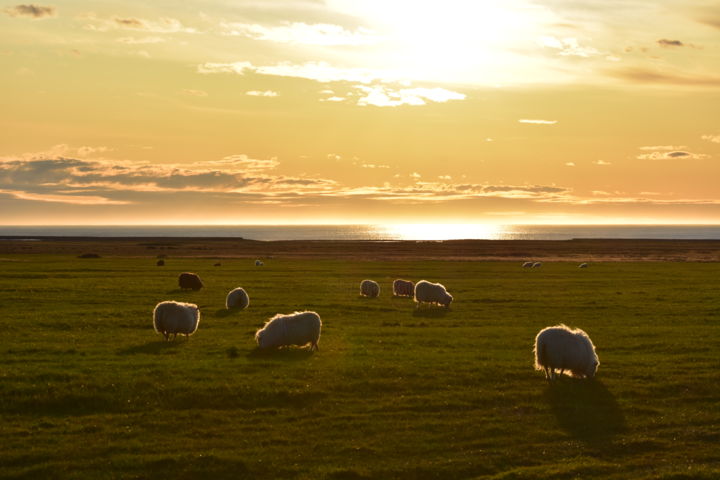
[3,4,55,19]
[593,160,611,165]
[356,85,465,107]
[82,14,195,33]
[609,68,720,87]
[220,22,376,46]
[518,119,557,125]
[638,145,687,151]
[198,60,381,84]
[657,38,684,48]
[116,36,166,45]
[701,134,720,144]
[637,150,710,160]
[246,90,278,97]
[537,36,599,57]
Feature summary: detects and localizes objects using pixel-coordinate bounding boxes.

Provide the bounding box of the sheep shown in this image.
[534,324,599,381]
[255,311,321,351]
[532,262,542,268]
[153,301,200,341]
[255,259,264,266]
[393,279,414,297]
[360,279,380,298]
[178,272,203,291]
[578,263,588,268]
[226,287,250,310]
[522,261,534,268]
[414,280,453,308]
[156,259,165,266]
[214,262,222,267]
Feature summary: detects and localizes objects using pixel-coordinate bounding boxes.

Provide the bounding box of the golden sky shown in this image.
[1,0,719,225]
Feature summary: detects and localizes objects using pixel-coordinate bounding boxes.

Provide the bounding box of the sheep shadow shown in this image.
[412,307,450,318]
[544,378,626,442]
[117,341,183,355]
[246,347,315,362]
[214,308,234,318]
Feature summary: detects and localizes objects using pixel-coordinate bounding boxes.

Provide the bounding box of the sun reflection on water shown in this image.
[378,223,508,240]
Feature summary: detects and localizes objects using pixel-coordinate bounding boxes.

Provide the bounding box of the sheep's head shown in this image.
[443,292,453,307]
[586,359,599,378]
[255,329,267,348]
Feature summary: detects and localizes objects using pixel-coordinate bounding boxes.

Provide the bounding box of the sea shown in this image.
[2,225,720,241]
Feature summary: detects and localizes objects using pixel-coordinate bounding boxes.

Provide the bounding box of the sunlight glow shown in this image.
[381,223,506,240]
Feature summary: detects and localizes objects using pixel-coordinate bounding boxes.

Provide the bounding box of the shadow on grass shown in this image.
[412,307,449,318]
[246,347,315,362]
[117,341,183,355]
[545,378,626,442]
[214,308,234,318]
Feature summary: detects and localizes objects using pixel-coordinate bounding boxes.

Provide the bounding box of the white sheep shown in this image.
[360,279,380,298]
[255,311,321,350]
[534,324,599,380]
[226,287,249,310]
[578,263,588,268]
[393,279,414,297]
[255,259,264,266]
[522,261,534,268]
[532,262,542,268]
[153,301,200,341]
[414,280,453,308]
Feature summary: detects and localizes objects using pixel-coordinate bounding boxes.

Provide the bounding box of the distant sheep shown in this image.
[534,324,599,380]
[214,262,222,267]
[255,311,321,351]
[532,262,542,268]
[156,259,165,267]
[360,279,380,298]
[178,272,203,291]
[522,261,534,268]
[578,263,588,268]
[153,301,200,341]
[226,287,250,310]
[255,259,264,266]
[393,279,414,297]
[414,280,453,308]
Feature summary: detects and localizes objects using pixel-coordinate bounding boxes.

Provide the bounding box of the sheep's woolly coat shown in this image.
[414,280,453,308]
[532,262,542,268]
[534,324,599,380]
[226,287,250,310]
[393,279,414,297]
[522,261,534,268]
[178,272,203,290]
[255,260,264,266]
[360,279,380,298]
[255,311,321,350]
[578,263,588,268]
[153,301,200,341]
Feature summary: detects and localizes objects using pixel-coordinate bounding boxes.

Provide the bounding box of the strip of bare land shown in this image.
[2,237,720,261]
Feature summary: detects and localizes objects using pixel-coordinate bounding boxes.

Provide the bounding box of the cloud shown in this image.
[116,36,166,45]
[701,134,720,144]
[537,36,599,57]
[220,22,377,46]
[518,119,557,125]
[637,151,710,160]
[565,162,575,167]
[356,85,465,107]
[360,163,390,169]
[0,188,129,205]
[609,68,720,87]
[697,15,720,30]
[593,160,611,165]
[246,90,278,97]
[198,60,381,84]
[3,4,55,19]
[638,145,687,151]
[82,14,195,33]
[657,39,684,48]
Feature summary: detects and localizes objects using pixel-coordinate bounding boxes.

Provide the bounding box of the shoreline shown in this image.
[2,237,720,261]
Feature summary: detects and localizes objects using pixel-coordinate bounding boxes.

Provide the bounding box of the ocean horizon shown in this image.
[2,224,720,241]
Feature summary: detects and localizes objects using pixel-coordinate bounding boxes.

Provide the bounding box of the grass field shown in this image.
[1,255,719,479]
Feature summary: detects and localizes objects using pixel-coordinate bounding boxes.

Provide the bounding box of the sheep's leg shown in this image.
[163,332,169,341]
[543,367,551,380]
[558,369,565,378]
[171,333,177,341]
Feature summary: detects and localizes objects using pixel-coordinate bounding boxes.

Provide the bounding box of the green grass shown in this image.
[1,256,719,479]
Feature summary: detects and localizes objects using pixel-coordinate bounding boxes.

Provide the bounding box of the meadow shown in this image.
[1,255,719,479]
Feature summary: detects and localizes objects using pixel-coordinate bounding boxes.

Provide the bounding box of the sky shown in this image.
[1,0,719,225]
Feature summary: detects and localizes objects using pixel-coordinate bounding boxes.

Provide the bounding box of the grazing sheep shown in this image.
[534,324,599,381]
[226,287,250,310]
[153,301,200,341]
[532,262,543,268]
[255,259,264,266]
[178,272,203,291]
[522,261,534,268]
[393,279,414,297]
[156,259,165,267]
[579,263,588,268]
[255,311,321,351]
[414,280,453,308]
[360,279,380,298]
[214,262,222,267]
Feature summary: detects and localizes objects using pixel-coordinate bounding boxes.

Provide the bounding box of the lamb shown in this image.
[532,262,542,268]
[156,259,165,266]
[153,301,201,341]
[393,279,414,297]
[360,279,380,298]
[414,280,453,308]
[178,272,203,291]
[255,311,321,351]
[255,259,264,266]
[226,287,250,310]
[578,263,588,268]
[534,324,599,381]
[522,261,534,268]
